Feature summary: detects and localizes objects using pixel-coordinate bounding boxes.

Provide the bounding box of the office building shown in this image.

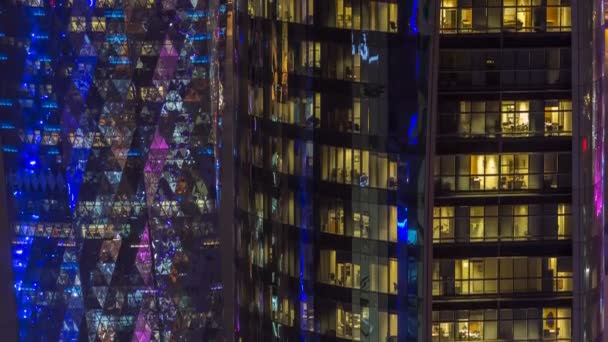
[432,1,604,341]
[233,0,433,340]
[0,0,230,340]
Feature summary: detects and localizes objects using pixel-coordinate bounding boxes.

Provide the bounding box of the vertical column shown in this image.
[0,144,18,340]
[220,0,236,339]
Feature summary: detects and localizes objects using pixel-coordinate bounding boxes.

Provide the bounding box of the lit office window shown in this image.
[321,200,398,242]
[321,146,397,190]
[318,250,398,294]
[433,203,572,243]
[333,0,398,32]
[96,0,114,7]
[277,0,314,24]
[91,17,106,32]
[300,41,321,69]
[440,99,572,137]
[69,17,86,32]
[440,0,571,34]
[544,100,572,135]
[435,153,571,192]
[501,101,530,135]
[433,207,455,242]
[433,257,572,296]
[433,308,571,341]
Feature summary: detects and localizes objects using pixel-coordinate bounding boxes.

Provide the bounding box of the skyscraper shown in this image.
[0,0,230,340]
[233,0,434,340]
[432,1,605,341]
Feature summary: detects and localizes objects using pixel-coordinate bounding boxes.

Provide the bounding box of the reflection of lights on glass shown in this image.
[351,32,378,64]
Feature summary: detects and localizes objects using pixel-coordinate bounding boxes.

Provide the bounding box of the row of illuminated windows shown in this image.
[287,40,388,84]
[433,308,571,341]
[238,134,314,178]
[331,305,398,340]
[239,188,402,243]
[321,200,398,242]
[249,86,321,127]
[69,17,108,32]
[319,250,398,294]
[321,146,398,190]
[434,153,571,192]
[433,257,572,296]
[270,294,295,327]
[241,191,310,229]
[330,0,398,32]
[440,0,570,34]
[265,137,314,177]
[248,86,390,136]
[16,130,60,146]
[433,204,571,243]
[244,283,400,341]
[439,100,572,137]
[247,0,399,33]
[239,213,304,275]
[248,0,314,24]
[40,0,157,10]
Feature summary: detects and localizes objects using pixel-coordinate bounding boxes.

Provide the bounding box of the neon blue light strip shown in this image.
[186,11,208,19]
[105,10,125,18]
[106,35,127,43]
[41,101,57,109]
[187,33,211,41]
[109,56,130,64]
[191,55,209,64]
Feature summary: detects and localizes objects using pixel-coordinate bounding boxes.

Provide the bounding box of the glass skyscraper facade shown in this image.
[0,0,229,340]
[233,0,433,340]
[433,1,605,341]
[1,0,608,341]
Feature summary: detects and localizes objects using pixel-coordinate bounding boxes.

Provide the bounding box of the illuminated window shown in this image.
[544,100,572,135]
[69,17,86,32]
[543,308,571,339]
[501,101,530,135]
[91,17,106,32]
[96,0,113,7]
[277,0,313,23]
[335,0,354,29]
[499,154,529,190]
[433,207,455,242]
[300,41,321,69]
[557,204,571,239]
[444,99,571,137]
[327,205,345,235]
[435,257,572,296]
[471,154,499,190]
[440,0,458,33]
[314,92,321,127]
[440,0,570,34]
[547,257,572,291]
[321,146,397,190]
[433,308,571,341]
[546,0,571,32]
